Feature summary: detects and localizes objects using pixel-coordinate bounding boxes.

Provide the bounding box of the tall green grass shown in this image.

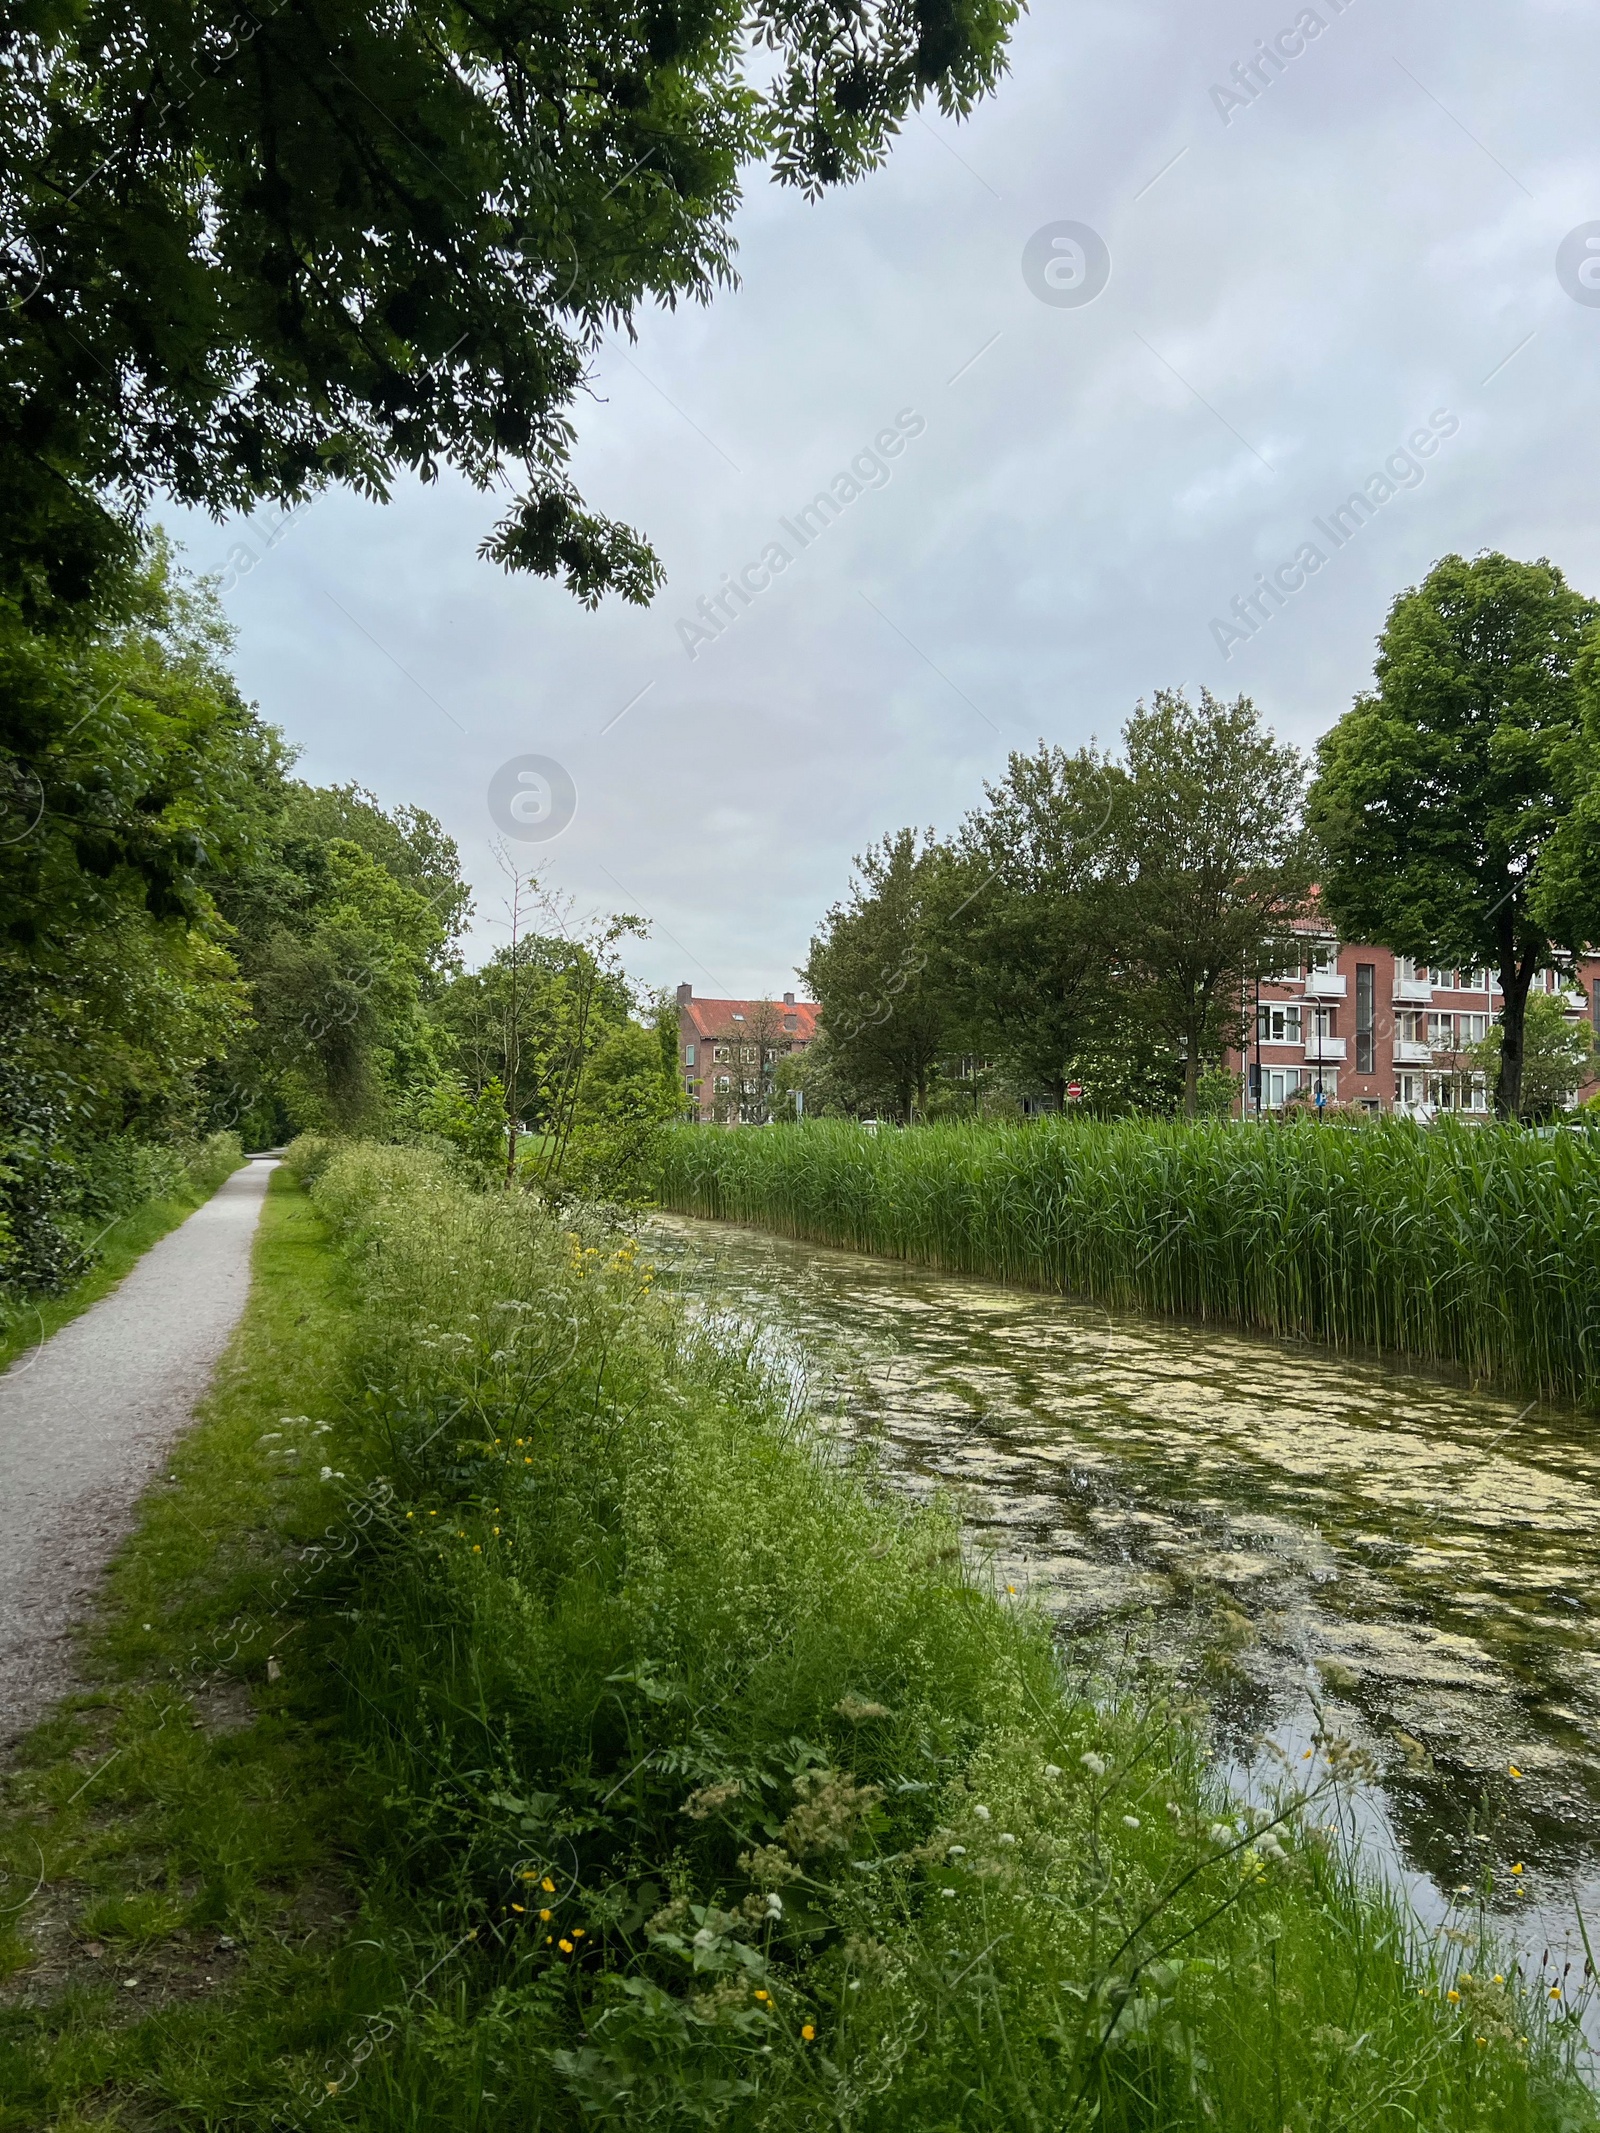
[658,1117,1600,1405]
[191,1137,1588,2130]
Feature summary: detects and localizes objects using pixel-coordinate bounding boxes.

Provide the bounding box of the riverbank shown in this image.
[658,1116,1600,1407]
[4,1141,1591,2129]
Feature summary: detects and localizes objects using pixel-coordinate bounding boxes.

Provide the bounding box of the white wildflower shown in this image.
[1043,1763,1063,1780]
[1122,1815,1141,1830]
[973,1804,991,1823]
[1080,1752,1107,1778]
[998,1832,1017,1846]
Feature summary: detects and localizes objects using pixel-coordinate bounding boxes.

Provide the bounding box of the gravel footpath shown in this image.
[0,1161,275,1749]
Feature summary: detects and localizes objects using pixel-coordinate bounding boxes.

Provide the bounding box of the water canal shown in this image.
[647,1209,1600,2011]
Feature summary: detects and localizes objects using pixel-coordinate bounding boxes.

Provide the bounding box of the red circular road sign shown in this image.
[1066,1082,1084,1099]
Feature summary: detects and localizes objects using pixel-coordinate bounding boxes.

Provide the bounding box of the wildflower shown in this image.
[1043,1764,1062,1780]
[755,1990,770,2002]
[941,1888,957,1898]
[801,2024,815,2042]
[999,1831,1017,1845]
[1121,1816,1141,1830]
[573,1929,586,1939]
[1210,1824,1234,1845]
[1492,1974,1504,1985]
[1509,1764,1525,1779]
[1551,1986,1562,1999]
[1080,1752,1107,1778]
[946,1845,967,1858]
[559,1939,574,1954]
[512,1904,524,1914]
[1006,1583,1017,1594]
[540,1909,551,1921]
[542,1878,555,1892]
[1510,1862,1525,1875]
[764,1892,784,1919]
[973,1805,991,1822]
[406,1511,414,1519]
[1447,1990,1460,2002]
[473,1545,481,1553]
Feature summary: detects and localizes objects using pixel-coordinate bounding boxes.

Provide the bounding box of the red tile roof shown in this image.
[681,995,819,1043]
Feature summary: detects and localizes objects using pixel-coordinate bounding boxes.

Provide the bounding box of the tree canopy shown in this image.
[0,0,1019,614]
[1307,552,1600,1118]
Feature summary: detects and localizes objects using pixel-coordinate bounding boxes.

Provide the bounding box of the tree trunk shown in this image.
[1494,961,1535,1121]
[1182,1044,1200,1121]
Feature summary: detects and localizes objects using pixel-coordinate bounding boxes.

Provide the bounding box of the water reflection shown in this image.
[646,1211,1600,1987]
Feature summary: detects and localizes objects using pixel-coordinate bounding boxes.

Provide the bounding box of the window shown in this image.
[1395,1072,1425,1107]
[1355,962,1374,1073]
[713,1045,728,1062]
[1311,1005,1336,1040]
[1459,1012,1488,1045]
[731,1012,745,1022]
[1310,939,1339,974]
[1397,1011,1425,1046]
[783,1014,798,1030]
[716,1074,730,1089]
[683,1043,695,1066]
[1427,1012,1455,1047]
[1258,1003,1303,1043]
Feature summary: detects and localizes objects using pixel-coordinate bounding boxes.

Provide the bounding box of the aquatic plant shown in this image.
[656,1116,1600,1406]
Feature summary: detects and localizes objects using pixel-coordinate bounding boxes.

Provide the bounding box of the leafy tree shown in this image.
[209,778,470,1139]
[1467,991,1597,1123]
[940,743,1119,1105]
[1530,630,1600,956]
[1112,689,1313,1118]
[1,0,1019,613]
[802,829,952,1122]
[0,546,271,1279]
[562,1021,683,1206]
[1308,554,1600,1119]
[414,1072,510,1172]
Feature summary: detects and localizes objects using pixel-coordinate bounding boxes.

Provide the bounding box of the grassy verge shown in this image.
[658,1115,1600,1406]
[0,1135,246,1377]
[4,1144,1593,2130]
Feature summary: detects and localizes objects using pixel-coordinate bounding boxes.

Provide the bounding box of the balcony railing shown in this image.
[1304,968,1346,998]
[1393,1037,1432,1064]
[1301,1036,1346,1062]
[1394,976,1433,1004]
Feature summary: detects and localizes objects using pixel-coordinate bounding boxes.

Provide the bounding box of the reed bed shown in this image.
[657,1117,1600,1407]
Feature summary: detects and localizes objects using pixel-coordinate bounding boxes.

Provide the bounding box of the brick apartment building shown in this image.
[1223,932,1600,1117]
[676,984,819,1122]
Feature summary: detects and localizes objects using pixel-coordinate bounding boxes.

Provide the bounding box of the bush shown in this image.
[0,1128,242,1292]
[278,1142,1589,2130]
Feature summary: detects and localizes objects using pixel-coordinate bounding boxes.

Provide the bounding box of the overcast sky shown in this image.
[178,0,1600,1001]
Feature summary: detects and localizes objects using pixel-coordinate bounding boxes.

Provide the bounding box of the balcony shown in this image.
[1394,974,1433,1004]
[1304,968,1346,999]
[1393,1037,1432,1064]
[1301,1036,1346,1062]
